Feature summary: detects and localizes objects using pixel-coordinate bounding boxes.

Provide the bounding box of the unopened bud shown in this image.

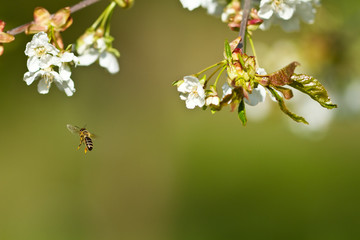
[114,0,134,9]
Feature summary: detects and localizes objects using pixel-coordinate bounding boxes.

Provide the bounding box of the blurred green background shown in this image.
[1,0,360,239]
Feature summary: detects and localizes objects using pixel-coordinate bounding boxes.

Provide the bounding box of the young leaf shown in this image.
[224,40,233,62]
[238,99,247,126]
[267,87,309,124]
[273,86,293,100]
[290,74,337,109]
[266,62,300,86]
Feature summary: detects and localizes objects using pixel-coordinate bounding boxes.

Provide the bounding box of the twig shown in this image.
[6,0,101,36]
[236,0,251,51]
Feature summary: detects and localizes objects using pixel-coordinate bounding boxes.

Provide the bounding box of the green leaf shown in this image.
[267,87,309,124]
[172,79,183,86]
[224,40,232,62]
[267,62,300,86]
[237,99,247,126]
[290,74,337,109]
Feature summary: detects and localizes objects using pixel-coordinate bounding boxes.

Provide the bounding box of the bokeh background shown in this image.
[1,0,360,239]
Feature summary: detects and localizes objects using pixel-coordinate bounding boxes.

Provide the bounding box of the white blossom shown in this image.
[24,67,75,96]
[179,0,228,16]
[23,32,78,96]
[25,32,60,72]
[77,34,120,74]
[177,76,206,109]
[258,0,320,32]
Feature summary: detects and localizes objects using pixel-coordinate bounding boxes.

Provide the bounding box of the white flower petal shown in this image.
[99,51,120,74]
[96,38,107,52]
[59,63,72,80]
[256,68,267,75]
[27,57,41,72]
[277,3,295,20]
[185,99,196,109]
[179,0,202,11]
[55,79,76,96]
[83,33,95,45]
[221,83,233,100]
[180,93,188,101]
[77,48,100,66]
[24,71,37,85]
[244,85,266,106]
[37,78,51,94]
[60,52,77,63]
[205,1,226,16]
[258,1,274,19]
[206,96,220,106]
[177,76,201,93]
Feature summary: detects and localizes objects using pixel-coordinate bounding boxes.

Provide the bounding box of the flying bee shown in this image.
[67,124,96,153]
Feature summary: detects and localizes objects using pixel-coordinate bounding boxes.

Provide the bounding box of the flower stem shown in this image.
[90,5,108,29]
[213,65,227,87]
[102,1,117,36]
[247,31,258,65]
[204,65,223,86]
[195,60,226,76]
[236,0,251,51]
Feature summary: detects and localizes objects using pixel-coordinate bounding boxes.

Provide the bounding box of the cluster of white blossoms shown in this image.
[179,0,320,32]
[177,69,272,110]
[258,0,320,32]
[23,32,78,96]
[76,31,120,74]
[179,0,228,16]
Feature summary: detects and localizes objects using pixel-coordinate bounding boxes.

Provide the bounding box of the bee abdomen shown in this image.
[85,137,93,151]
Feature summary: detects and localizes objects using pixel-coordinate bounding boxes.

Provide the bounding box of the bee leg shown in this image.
[77,137,84,151]
[84,147,88,154]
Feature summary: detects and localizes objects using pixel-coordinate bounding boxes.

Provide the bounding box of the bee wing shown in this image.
[67,124,81,134]
[90,133,97,139]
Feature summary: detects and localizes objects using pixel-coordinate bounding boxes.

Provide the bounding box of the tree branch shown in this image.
[6,0,101,36]
[236,0,251,51]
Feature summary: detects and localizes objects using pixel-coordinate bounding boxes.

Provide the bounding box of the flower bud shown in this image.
[114,0,134,9]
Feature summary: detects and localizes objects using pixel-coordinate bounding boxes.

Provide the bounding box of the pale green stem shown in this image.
[90,8,107,29]
[247,32,259,66]
[90,1,116,30]
[238,54,245,69]
[48,27,61,50]
[195,60,226,77]
[204,65,223,86]
[100,1,117,33]
[104,2,117,37]
[213,66,227,87]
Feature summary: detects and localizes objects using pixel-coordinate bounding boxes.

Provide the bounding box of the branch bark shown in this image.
[236,0,251,51]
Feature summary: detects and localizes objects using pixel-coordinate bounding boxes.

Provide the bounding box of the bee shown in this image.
[67,124,96,153]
